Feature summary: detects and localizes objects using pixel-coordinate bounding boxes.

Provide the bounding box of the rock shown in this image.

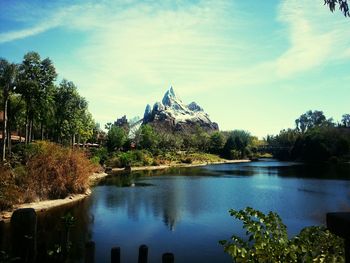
[143,104,152,123]
[188,102,203,112]
[143,86,219,132]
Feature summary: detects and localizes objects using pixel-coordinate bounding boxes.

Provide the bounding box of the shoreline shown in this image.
[0,159,250,223]
[111,159,250,173]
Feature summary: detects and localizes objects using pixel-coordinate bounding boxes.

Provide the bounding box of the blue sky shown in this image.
[0,0,349,137]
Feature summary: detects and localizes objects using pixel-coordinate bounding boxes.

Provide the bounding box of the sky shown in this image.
[0,0,349,138]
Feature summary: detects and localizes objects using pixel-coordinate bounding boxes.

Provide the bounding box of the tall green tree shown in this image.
[0,59,17,161]
[54,79,90,145]
[17,52,57,143]
[295,110,334,133]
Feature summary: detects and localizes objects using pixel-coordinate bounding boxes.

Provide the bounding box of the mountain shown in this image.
[142,87,219,132]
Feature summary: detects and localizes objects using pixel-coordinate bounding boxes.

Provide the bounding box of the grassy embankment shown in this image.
[0,143,256,216]
[0,141,99,212]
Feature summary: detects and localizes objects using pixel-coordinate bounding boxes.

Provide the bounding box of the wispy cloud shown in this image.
[1,0,349,136]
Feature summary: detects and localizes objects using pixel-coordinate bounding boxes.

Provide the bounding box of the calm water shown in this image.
[2,160,350,262]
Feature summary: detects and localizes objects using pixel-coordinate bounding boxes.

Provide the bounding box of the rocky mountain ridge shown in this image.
[143,87,218,132]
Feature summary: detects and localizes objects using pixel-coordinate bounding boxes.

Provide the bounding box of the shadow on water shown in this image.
[0,198,94,262]
[2,160,350,262]
[98,172,154,187]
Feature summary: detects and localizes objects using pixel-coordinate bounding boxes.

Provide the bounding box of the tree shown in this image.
[341,114,350,127]
[17,52,57,143]
[0,59,17,161]
[325,0,349,17]
[36,57,57,140]
[106,125,127,151]
[295,110,334,133]
[54,80,92,145]
[136,124,158,151]
[222,130,252,159]
[209,131,225,154]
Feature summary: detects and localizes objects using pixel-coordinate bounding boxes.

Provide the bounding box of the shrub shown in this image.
[106,150,154,168]
[26,141,94,199]
[220,207,345,262]
[89,147,108,165]
[0,164,22,210]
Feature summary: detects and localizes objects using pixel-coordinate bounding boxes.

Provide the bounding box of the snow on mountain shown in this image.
[143,86,218,132]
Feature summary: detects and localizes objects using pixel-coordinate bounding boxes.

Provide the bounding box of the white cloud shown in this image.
[1,0,349,136]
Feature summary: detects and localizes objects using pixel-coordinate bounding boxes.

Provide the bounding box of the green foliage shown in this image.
[295,110,334,133]
[89,147,108,165]
[106,150,154,168]
[223,130,252,159]
[54,79,94,144]
[106,125,127,151]
[136,124,158,151]
[266,110,350,162]
[209,131,225,154]
[220,207,345,262]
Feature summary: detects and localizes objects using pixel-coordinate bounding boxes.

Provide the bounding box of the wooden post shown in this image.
[85,241,95,263]
[138,244,148,263]
[162,253,174,263]
[111,246,120,263]
[327,212,350,263]
[10,208,37,263]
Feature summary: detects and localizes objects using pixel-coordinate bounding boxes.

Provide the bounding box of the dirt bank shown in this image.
[0,159,250,222]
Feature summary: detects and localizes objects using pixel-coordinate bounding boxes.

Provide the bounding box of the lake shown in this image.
[2,159,350,262]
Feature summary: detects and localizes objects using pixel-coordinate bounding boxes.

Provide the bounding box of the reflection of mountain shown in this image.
[100,173,205,231]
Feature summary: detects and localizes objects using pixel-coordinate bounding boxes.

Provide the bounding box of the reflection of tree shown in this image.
[35,198,94,261]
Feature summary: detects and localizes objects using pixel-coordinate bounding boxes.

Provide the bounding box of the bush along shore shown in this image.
[0,140,252,221]
[0,141,99,216]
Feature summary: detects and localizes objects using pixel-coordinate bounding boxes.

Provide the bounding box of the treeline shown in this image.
[100,117,266,167]
[0,52,97,161]
[267,110,350,162]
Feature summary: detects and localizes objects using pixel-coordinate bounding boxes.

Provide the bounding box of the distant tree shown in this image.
[157,131,183,151]
[295,110,334,133]
[223,130,252,159]
[106,125,127,151]
[0,59,17,161]
[324,0,349,17]
[341,114,350,127]
[105,122,112,130]
[209,131,225,154]
[137,124,158,151]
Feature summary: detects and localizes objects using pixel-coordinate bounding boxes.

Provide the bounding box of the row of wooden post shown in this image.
[85,241,174,263]
[7,208,350,263]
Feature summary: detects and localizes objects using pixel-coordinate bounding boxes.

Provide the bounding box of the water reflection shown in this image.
[2,160,350,263]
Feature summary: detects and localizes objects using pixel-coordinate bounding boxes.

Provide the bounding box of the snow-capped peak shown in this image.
[162,86,180,106]
[142,86,219,131]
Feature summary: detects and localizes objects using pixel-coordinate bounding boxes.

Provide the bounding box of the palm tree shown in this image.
[0,58,17,161]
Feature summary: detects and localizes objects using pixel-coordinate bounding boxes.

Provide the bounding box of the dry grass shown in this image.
[0,141,95,211]
[0,164,22,210]
[26,141,94,199]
